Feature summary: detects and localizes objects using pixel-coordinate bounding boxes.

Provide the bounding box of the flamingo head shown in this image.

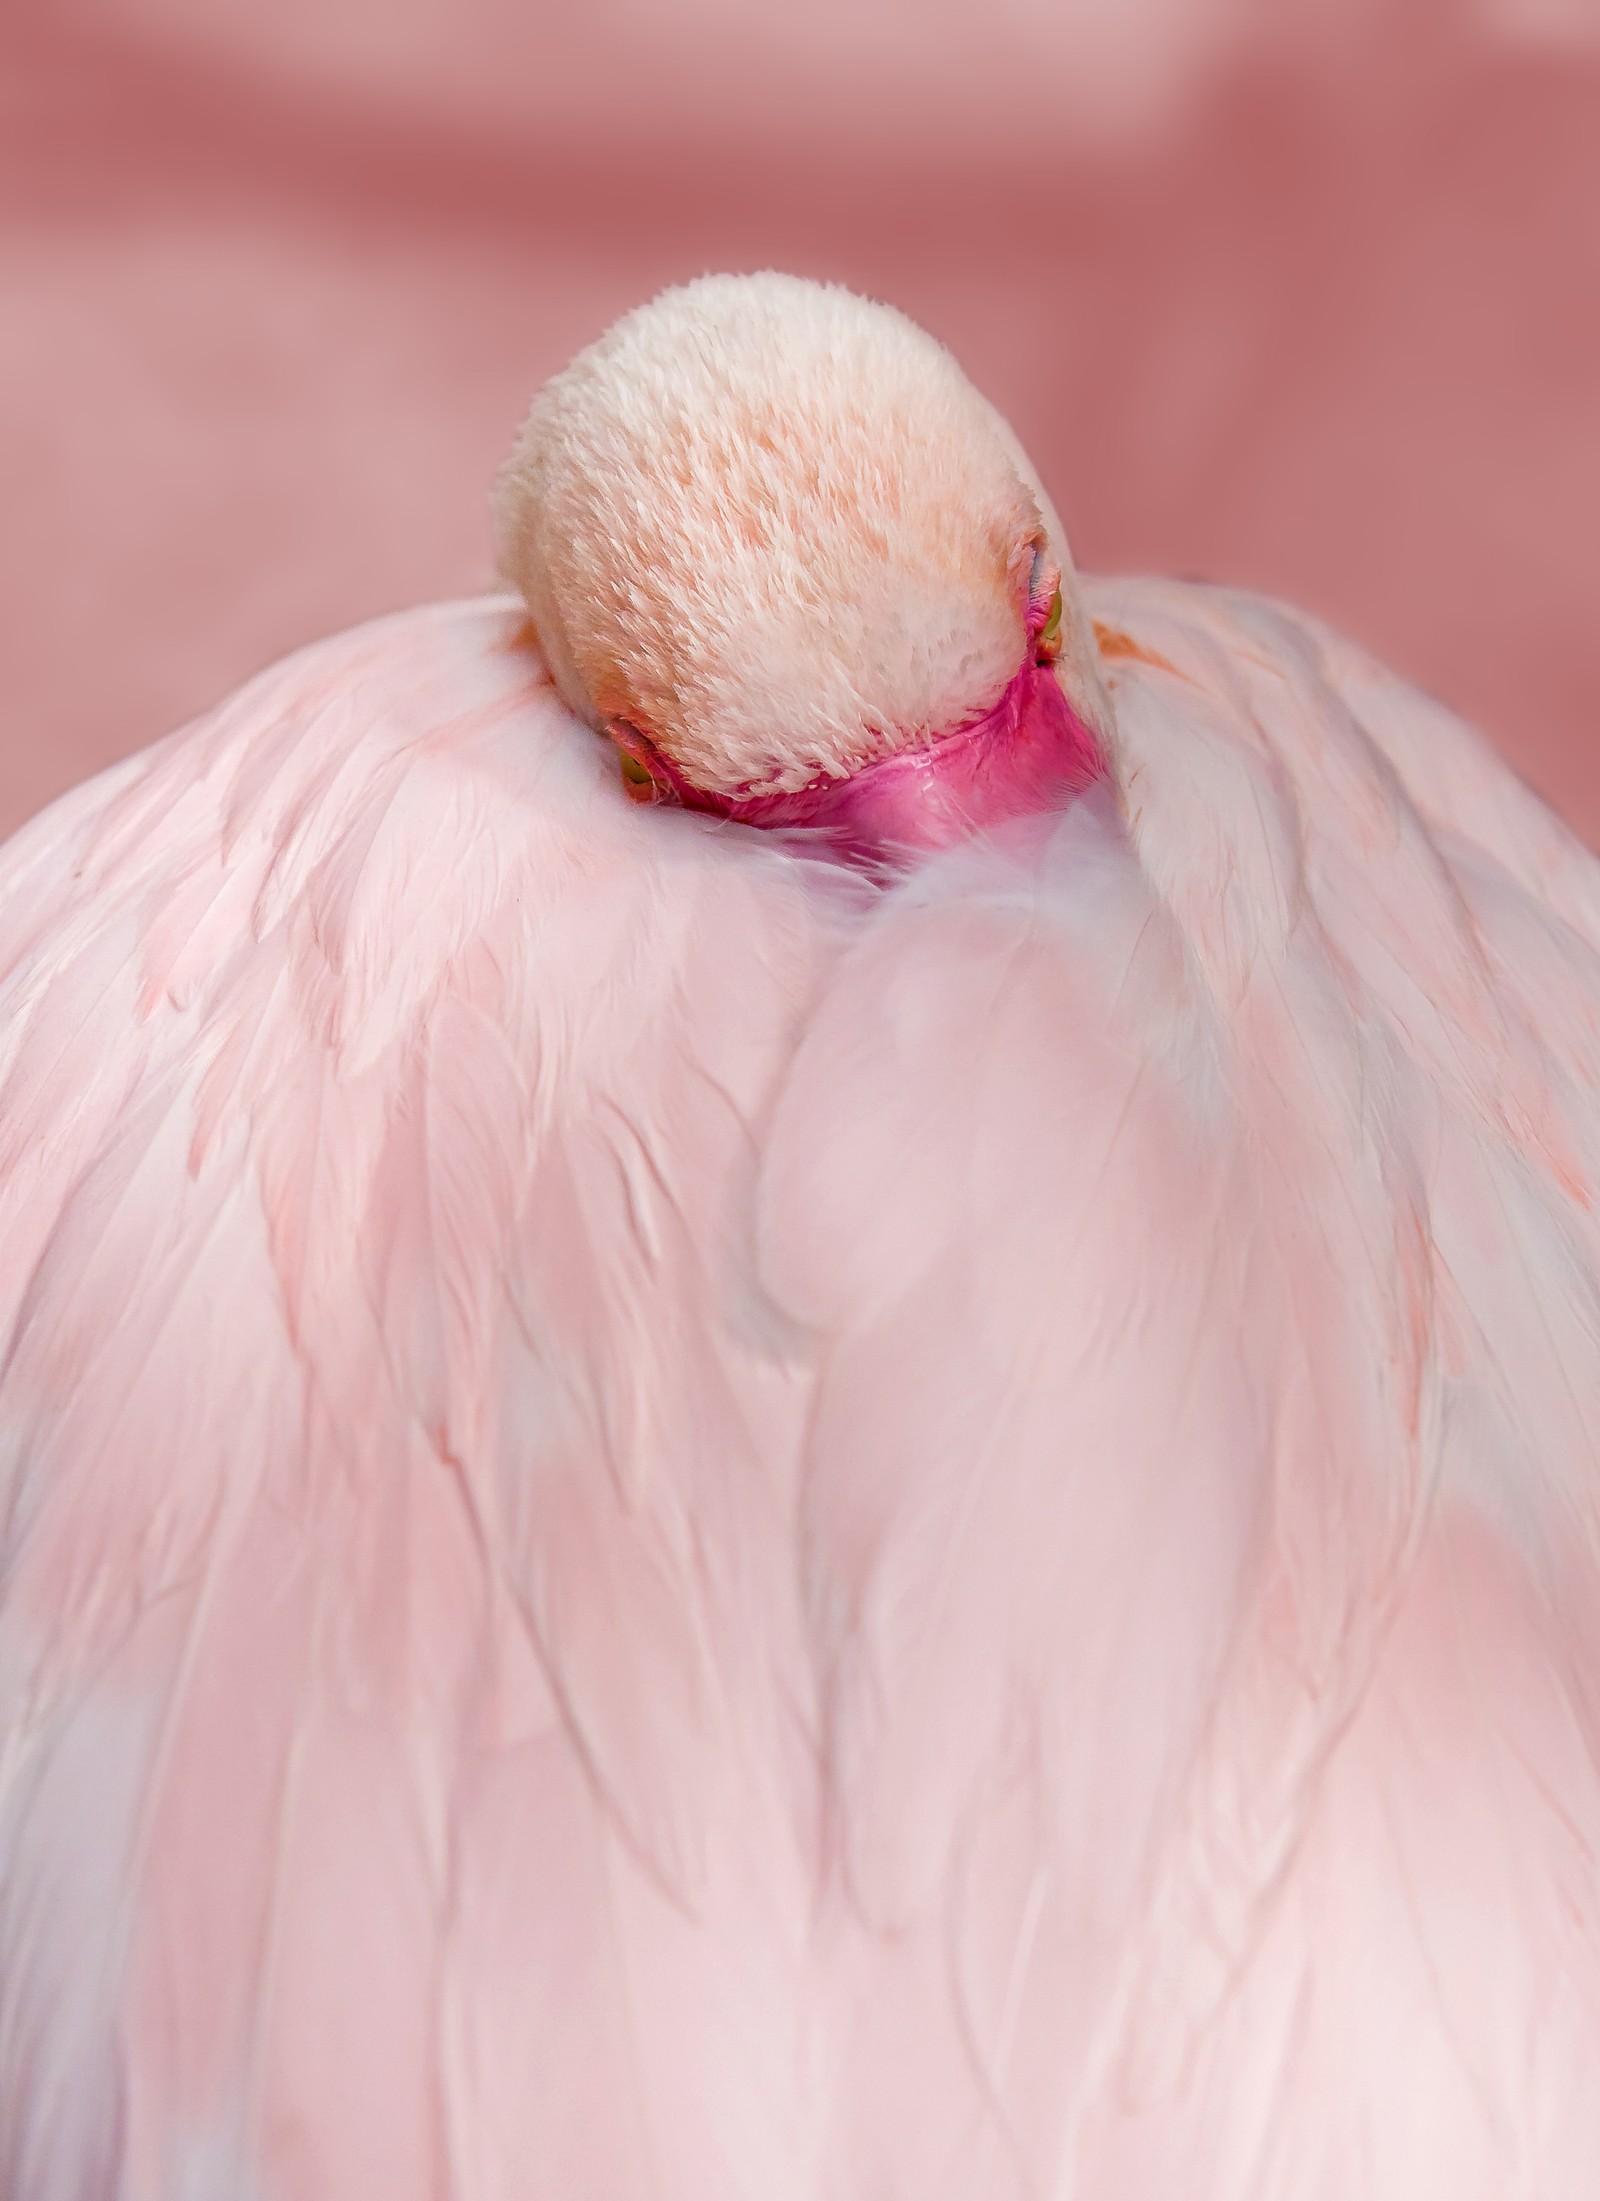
[493,272,1114,863]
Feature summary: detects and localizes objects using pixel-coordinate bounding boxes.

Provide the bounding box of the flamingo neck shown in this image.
[615,618,1108,866]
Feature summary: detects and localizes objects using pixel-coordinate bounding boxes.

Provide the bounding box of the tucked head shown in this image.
[494,273,1111,849]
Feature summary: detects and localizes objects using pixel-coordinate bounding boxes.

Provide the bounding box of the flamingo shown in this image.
[2,270,1599,2200]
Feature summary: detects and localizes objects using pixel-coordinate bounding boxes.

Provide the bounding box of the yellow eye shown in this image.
[619,749,655,801]
[1038,587,1064,659]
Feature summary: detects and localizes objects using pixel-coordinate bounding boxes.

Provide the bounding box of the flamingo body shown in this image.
[1,578,1600,2197]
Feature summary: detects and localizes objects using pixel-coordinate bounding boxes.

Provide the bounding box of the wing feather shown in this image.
[0,601,835,2200]
[5,580,1600,2198]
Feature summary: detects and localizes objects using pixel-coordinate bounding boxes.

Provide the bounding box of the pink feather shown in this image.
[2,582,1599,2197]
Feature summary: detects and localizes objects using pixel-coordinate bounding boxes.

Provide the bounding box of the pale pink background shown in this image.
[2,0,1597,842]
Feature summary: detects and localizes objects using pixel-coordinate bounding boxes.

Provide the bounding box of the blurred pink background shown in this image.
[2,0,1596,842]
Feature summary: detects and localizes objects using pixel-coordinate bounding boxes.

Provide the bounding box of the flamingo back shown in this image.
[1,582,1598,2197]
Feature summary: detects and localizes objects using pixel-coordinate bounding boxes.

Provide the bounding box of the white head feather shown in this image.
[494,272,1112,798]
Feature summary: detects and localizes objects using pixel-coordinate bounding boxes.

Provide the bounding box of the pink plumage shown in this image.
[3,277,1600,2198]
